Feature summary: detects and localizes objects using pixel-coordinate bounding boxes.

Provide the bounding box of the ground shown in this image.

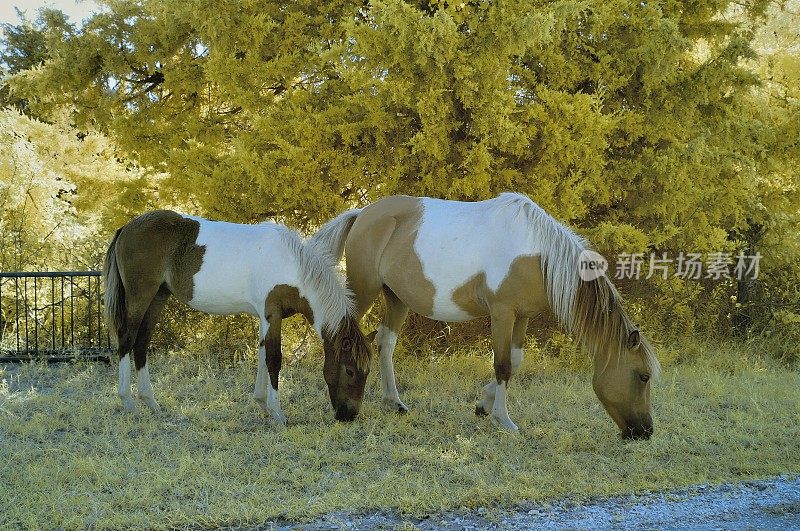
[294,475,800,529]
[0,339,798,529]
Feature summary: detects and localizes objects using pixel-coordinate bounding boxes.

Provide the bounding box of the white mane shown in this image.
[490,192,661,379]
[491,192,587,327]
[276,226,355,333]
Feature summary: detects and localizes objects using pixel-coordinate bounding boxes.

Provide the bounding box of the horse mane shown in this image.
[275,225,356,334]
[492,192,661,379]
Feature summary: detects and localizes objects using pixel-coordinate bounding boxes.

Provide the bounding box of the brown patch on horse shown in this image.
[346,195,435,317]
[263,284,315,391]
[451,255,550,319]
[264,284,314,323]
[115,210,205,303]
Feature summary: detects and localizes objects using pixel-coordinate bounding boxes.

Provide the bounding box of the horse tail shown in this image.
[103,227,126,342]
[307,208,362,261]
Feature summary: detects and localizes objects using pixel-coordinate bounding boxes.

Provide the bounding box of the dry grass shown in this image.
[1,339,798,529]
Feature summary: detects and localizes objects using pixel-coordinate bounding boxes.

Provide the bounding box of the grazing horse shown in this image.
[102,210,372,423]
[315,193,661,439]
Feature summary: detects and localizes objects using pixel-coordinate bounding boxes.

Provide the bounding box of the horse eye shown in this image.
[639,373,650,383]
[341,338,352,351]
[345,367,355,377]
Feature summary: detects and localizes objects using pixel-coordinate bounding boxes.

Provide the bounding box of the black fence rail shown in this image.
[0,271,113,363]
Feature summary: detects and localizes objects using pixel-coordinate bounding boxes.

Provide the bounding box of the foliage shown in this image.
[0,0,797,339]
[0,108,158,271]
[1,341,798,527]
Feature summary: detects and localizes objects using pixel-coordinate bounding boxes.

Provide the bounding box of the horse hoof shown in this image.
[382,398,408,414]
[121,399,136,413]
[475,404,488,417]
[269,411,288,427]
[141,397,161,412]
[490,414,519,434]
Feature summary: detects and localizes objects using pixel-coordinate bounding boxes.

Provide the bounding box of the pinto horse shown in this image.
[315,193,661,439]
[102,210,372,423]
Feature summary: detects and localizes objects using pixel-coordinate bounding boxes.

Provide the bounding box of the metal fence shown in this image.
[0,271,113,363]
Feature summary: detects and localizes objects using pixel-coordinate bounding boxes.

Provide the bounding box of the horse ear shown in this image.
[626,329,641,350]
[365,330,378,344]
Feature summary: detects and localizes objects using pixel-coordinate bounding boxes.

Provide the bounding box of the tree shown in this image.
[0,8,74,112]
[0,108,157,271]
[5,0,798,336]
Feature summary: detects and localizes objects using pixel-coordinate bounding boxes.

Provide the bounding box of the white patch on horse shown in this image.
[414,197,542,321]
[491,381,518,433]
[376,325,407,411]
[254,320,270,411]
[118,354,135,412]
[511,347,523,375]
[136,362,160,411]
[187,214,355,337]
[266,384,286,425]
[186,217,299,316]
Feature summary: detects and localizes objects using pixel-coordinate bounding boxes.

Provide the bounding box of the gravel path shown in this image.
[293,475,800,530]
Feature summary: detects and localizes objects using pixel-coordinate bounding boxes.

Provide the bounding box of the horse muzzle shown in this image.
[620,414,654,440]
[334,403,359,422]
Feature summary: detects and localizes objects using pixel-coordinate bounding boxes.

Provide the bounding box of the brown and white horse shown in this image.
[103,210,372,423]
[315,193,661,439]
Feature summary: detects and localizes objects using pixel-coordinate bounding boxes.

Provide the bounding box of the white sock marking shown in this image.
[491,381,518,432]
[136,362,160,411]
[118,354,131,398]
[511,347,523,376]
[118,354,134,412]
[254,344,268,405]
[136,362,154,399]
[377,325,401,401]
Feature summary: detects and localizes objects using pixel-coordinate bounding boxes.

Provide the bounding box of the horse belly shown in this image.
[427,303,479,322]
[186,290,256,315]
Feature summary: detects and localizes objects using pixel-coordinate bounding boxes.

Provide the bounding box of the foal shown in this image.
[103,210,372,423]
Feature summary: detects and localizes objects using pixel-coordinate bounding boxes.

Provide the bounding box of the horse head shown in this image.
[322,316,372,421]
[574,276,661,440]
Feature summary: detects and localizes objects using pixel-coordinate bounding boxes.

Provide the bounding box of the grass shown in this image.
[1,338,798,529]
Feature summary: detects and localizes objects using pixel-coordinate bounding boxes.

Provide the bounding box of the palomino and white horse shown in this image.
[103,210,372,424]
[313,193,660,439]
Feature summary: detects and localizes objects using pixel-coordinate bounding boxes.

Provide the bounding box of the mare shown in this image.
[103,210,372,423]
[313,194,660,438]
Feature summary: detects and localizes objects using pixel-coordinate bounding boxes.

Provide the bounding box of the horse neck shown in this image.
[279,228,354,338]
[301,285,352,339]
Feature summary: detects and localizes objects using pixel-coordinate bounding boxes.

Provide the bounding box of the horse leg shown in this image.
[116,316,142,413]
[253,316,269,412]
[118,353,136,413]
[255,313,286,425]
[377,286,410,413]
[133,286,169,412]
[476,316,528,417]
[116,283,162,413]
[483,307,518,432]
